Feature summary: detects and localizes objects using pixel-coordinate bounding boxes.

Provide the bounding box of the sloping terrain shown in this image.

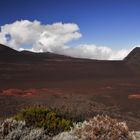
[124,47,140,63]
[0,44,140,130]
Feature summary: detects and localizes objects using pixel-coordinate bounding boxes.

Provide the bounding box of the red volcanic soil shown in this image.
[2,89,35,97]
[2,89,25,96]
[1,88,64,97]
[0,44,140,130]
[128,94,140,99]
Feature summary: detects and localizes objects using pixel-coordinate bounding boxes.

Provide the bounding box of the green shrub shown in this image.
[14,106,73,135]
[49,107,85,123]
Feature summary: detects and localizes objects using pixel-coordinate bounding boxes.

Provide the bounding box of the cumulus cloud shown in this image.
[0,20,131,60]
[0,20,81,50]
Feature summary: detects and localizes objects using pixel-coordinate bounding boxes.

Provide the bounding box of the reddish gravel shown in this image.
[128,94,140,99]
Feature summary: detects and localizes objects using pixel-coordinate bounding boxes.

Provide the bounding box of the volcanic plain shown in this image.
[0,44,140,130]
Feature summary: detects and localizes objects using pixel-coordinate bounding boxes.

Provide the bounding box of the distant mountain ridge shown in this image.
[0,44,74,62]
[0,43,140,63]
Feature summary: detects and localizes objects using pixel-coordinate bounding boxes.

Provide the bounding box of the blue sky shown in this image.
[0,0,140,49]
[0,0,140,59]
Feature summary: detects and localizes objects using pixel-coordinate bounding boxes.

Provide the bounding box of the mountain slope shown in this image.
[0,44,74,63]
[124,47,140,64]
[0,44,19,54]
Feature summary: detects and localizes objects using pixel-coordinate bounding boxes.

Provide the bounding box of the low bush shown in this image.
[54,115,134,140]
[14,106,73,136]
[50,107,85,123]
[0,118,52,140]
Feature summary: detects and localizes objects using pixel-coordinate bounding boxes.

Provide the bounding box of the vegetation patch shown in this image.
[0,106,138,140]
[54,115,134,140]
[14,106,73,135]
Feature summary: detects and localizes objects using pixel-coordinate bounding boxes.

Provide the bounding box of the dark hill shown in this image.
[0,44,19,54]
[124,47,140,64]
[0,44,75,63]
[0,44,21,62]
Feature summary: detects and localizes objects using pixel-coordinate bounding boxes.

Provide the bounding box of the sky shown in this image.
[0,0,140,60]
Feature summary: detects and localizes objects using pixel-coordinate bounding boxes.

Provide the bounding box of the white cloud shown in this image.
[0,20,81,50]
[49,44,131,60]
[0,20,132,60]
